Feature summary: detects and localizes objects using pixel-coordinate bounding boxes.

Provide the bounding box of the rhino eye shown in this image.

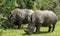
[8,14,13,20]
[9,15,12,18]
[8,14,12,18]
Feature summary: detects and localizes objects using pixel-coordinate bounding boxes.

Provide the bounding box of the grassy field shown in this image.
[0,21,60,36]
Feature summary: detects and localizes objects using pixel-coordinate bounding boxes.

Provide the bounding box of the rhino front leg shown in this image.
[35,24,41,34]
[17,21,22,29]
[17,24,21,29]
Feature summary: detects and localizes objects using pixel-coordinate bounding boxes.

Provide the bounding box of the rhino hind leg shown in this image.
[52,21,57,32]
[52,24,55,32]
[48,25,51,32]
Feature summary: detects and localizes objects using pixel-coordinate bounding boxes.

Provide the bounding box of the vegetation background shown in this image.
[0,0,60,36]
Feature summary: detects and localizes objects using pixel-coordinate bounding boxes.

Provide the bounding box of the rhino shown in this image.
[1,8,34,29]
[24,10,58,34]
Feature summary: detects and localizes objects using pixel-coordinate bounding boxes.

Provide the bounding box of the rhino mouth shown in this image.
[24,29,33,34]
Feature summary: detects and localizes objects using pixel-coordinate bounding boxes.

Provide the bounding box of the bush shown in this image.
[0,0,60,24]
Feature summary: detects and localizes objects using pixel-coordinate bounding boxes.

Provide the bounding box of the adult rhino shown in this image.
[24,10,58,34]
[2,8,34,29]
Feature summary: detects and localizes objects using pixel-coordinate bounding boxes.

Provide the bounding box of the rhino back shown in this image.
[32,10,58,26]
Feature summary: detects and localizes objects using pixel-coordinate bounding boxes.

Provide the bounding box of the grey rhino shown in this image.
[24,10,58,34]
[2,8,34,29]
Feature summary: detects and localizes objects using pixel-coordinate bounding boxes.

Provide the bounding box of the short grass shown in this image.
[0,21,60,36]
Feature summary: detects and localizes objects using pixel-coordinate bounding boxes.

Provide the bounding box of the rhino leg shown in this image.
[52,24,55,32]
[48,25,51,32]
[35,24,41,34]
[17,21,22,29]
[17,24,21,29]
[52,21,57,32]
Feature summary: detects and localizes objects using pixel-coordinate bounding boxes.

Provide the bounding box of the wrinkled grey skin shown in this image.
[24,10,58,34]
[2,8,34,29]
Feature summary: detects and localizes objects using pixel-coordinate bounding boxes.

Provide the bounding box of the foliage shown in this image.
[17,0,34,9]
[0,0,60,24]
[0,0,17,10]
[0,0,18,24]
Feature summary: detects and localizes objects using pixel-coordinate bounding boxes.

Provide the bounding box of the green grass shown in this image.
[0,21,60,36]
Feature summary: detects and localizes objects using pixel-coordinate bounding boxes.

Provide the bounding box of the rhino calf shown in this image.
[2,8,34,29]
[24,10,58,34]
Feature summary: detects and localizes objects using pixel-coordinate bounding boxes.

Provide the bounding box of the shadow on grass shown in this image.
[22,33,31,35]
[34,31,50,34]
[0,25,26,30]
[22,31,50,35]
